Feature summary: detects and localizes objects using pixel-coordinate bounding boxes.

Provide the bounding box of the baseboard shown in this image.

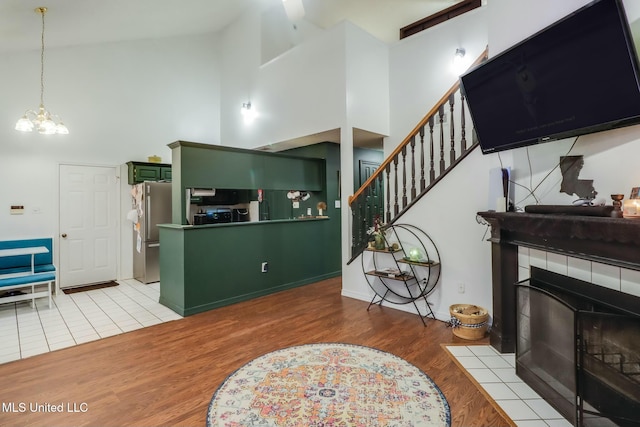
[172,271,342,317]
[340,288,450,322]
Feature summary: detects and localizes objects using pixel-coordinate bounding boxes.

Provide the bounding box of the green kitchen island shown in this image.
[158,141,340,316]
[158,217,337,316]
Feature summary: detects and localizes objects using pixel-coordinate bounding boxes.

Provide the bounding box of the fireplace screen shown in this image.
[516,273,640,427]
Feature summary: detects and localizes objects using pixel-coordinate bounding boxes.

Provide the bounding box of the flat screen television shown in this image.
[460,0,640,154]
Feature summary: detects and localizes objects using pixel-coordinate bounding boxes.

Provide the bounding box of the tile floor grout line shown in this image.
[114,280,158,304]
[60,291,101,341]
[33,300,54,353]
[9,303,23,360]
[102,281,165,323]
[44,295,81,347]
[85,287,141,332]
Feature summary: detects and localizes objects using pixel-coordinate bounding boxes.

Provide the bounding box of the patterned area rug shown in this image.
[206,343,451,426]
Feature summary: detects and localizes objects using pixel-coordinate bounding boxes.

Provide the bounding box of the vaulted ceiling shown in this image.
[0,0,459,53]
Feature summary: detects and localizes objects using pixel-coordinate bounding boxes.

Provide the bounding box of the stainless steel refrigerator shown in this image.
[133,181,172,283]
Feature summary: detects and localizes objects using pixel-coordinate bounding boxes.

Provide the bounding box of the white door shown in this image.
[59,164,118,288]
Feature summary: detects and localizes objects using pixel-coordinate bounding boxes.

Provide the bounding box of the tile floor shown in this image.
[446,345,573,427]
[0,279,182,364]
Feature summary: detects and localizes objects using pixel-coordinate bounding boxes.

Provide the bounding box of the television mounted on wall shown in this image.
[460,0,640,154]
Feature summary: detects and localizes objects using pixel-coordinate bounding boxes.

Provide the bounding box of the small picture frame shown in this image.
[630,187,640,199]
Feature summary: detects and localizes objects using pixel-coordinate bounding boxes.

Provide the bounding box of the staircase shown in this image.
[348,48,488,262]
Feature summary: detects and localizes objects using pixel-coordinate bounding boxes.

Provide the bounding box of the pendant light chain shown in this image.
[40,7,45,107]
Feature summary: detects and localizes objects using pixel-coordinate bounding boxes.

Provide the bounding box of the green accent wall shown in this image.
[281,142,341,271]
[168,141,325,225]
[159,219,338,316]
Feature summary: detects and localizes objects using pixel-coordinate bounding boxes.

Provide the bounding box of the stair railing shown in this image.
[348,47,488,262]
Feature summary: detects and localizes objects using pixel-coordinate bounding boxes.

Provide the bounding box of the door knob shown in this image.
[61,233,67,238]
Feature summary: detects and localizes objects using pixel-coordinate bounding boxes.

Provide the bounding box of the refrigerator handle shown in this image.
[146,195,151,239]
[148,243,160,248]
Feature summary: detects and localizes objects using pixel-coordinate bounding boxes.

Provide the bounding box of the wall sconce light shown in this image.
[282,0,305,22]
[241,102,257,124]
[451,47,468,75]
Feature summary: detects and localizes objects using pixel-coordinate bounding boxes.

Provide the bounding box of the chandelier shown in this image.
[15,7,68,135]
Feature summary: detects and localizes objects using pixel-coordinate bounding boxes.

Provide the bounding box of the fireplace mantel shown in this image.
[477,211,640,353]
[480,211,640,269]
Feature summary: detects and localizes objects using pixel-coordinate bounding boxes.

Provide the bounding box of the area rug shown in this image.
[206,342,451,426]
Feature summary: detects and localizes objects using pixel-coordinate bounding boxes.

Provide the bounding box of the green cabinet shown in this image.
[171,142,323,190]
[127,161,172,185]
[262,155,323,191]
[160,166,172,181]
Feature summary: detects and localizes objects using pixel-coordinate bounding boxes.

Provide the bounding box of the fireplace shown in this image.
[477,211,640,426]
[517,267,640,426]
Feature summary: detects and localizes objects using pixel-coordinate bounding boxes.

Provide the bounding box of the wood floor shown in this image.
[0,277,513,427]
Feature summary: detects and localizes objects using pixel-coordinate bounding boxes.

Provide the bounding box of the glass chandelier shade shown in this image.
[15,7,68,135]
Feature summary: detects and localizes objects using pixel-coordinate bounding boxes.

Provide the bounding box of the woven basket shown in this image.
[449,304,489,340]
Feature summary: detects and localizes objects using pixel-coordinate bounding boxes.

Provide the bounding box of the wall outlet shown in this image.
[261,262,268,273]
[457,282,465,293]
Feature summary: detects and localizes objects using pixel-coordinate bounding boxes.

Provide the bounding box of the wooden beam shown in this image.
[400,0,482,40]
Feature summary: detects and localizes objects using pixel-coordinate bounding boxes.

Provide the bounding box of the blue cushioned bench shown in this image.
[0,238,56,308]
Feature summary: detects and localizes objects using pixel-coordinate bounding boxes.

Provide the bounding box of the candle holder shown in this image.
[611,194,624,218]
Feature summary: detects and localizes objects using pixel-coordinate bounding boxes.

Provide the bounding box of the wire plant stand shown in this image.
[361,224,441,326]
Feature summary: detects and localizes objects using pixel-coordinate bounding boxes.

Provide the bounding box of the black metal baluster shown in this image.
[401,146,408,209]
[351,206,357,254]
[429,116,435,184]
[460,91,467,152]
[394,156,399,217]
[386,164,391,223]
[378,173,385,219]
[449,94,456,164]
[410,136,416,199]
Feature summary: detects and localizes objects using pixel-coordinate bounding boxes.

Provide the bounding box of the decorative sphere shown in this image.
[408,247,421,261]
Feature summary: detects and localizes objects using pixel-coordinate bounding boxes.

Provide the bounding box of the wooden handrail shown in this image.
[348,47,488,206]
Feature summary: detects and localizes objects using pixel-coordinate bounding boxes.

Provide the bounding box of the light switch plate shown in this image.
[10,205,24,215]
[334,200,341,209]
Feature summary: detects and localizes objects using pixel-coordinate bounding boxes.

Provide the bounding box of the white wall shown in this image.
[388,7,489,154]
[220,15,392,150]
[344,22,390,135]
[0,33,221,278]
[488,0,640,208]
